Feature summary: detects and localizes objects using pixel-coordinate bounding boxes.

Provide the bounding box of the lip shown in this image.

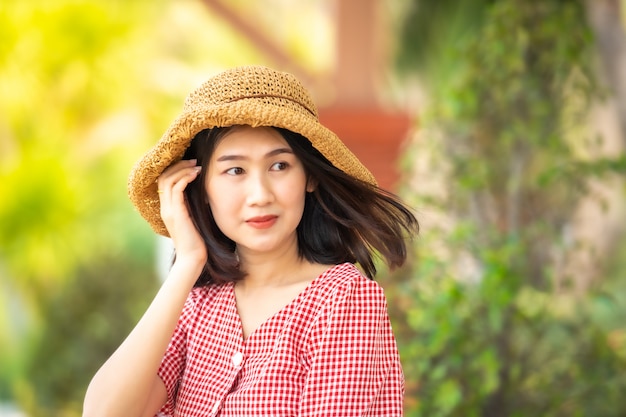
[246,215,278,229]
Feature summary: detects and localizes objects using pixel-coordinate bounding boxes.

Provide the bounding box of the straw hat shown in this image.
[128,65,376,236]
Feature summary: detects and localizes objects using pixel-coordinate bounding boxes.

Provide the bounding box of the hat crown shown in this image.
[183,66,319,119]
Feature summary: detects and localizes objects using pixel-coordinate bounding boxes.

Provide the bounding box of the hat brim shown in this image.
[128,96,376,237]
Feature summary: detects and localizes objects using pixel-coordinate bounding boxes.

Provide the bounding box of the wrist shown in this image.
[169,256,206,282]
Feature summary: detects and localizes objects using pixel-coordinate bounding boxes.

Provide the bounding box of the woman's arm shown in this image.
[83,260,203,417]
[83,160,205,417]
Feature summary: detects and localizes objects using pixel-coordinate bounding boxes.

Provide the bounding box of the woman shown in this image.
[83,65,418,417]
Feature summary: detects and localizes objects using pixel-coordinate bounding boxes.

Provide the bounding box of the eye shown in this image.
[271,161,289,171]
[225,167,244,175]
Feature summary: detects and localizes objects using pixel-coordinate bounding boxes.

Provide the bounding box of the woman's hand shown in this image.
[157,159,207,266]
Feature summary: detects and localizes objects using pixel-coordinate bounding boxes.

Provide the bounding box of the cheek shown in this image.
[282,178,308,214]
[206,179,237,223]
[207,196,238,239]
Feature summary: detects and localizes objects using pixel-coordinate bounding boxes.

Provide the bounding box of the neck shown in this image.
[237,244,306,289]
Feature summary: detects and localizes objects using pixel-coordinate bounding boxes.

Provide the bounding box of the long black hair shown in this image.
[181,126,418,286]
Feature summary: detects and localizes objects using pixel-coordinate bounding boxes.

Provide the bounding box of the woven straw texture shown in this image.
[128,65,376,236]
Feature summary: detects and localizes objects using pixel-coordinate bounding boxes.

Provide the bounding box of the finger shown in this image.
[157,160,201,220]
[158,159,199,191]
[159,169,201,212]
[158,163,200,200]
[170,166,202,205]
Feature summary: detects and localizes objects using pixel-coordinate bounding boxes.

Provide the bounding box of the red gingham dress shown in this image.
[156,263,404,416]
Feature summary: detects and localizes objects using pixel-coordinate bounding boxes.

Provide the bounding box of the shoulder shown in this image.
[322,263,386,294]
[179,283,230,322]
[312,263,388,310]
[188,283,225,304]
[302,264,394,354]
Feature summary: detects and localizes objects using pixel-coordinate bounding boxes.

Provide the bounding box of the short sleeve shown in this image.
[155,290,198,416]
[299,276,405,416]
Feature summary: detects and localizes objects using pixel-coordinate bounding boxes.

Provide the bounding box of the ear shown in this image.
[306,178,317,193]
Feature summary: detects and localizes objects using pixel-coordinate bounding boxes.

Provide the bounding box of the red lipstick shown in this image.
[246,215,277,229]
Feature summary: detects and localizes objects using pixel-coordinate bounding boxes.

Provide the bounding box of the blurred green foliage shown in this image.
[0,1,166,413]
[393,0,626,416]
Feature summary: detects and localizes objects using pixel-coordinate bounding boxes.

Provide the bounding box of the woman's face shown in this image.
[205,125,312,257]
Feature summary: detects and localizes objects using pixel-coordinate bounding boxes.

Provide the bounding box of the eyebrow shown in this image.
[216,147,293,162]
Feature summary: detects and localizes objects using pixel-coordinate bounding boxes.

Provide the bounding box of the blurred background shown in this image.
[1,0,625,416]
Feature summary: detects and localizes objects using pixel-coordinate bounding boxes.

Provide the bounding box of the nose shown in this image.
[245,172,274,206]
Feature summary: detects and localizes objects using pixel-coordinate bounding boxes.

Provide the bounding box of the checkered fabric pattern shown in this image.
[156,263,404,416]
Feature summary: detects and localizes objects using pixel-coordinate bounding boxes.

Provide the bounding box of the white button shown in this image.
[232,351,244,367]
[210,400,220,414]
